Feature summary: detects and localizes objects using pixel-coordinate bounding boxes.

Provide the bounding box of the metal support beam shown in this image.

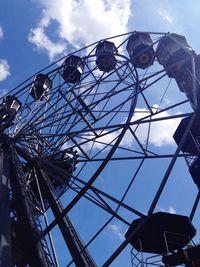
[0,151,11,267]
[40,170,96,267]
[10,148,54,267]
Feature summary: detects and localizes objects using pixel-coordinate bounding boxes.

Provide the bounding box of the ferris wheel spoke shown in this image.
[70,175,145,217]
[68,181,131,225]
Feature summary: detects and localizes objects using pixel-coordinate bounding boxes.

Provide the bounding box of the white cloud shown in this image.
[73,129,120,154]
[80,105,181,153]
[168,206,176,214]
[157,8,173,23]
[160,206,177,214]
[28,27,66,61]
[0,26,3,39]
[29,0,131,59]
[93,106,181,149]
[108,223,125,241]
[91,130,119,150]
[0,59,10,82]
[127,106,181,147]
[0,28,9,83]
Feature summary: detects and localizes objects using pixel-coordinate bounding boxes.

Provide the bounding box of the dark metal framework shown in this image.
[0,31,199,266]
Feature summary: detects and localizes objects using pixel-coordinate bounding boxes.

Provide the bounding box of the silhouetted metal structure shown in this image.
[1,31,200,267]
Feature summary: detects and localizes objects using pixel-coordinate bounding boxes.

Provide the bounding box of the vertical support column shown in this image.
[191,55,197,111]
[40,170,96,267]
[10,149,52,267]
[0,151,11,267]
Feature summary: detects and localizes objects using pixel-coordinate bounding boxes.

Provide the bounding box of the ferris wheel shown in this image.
[0,31,200,267]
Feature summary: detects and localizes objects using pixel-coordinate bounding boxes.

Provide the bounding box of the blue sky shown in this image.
[1,0,200,84]
[1,1,200,266]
